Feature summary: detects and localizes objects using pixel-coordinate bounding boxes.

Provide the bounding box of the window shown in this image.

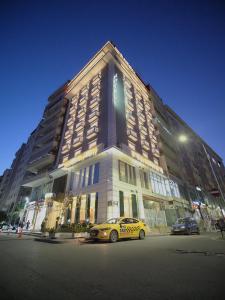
[95,192,98,222]
[93,163,100,184]
[140,170,149,189]
[119,191,124,217]
[150,172,171,197]
[131,194,138,218]
[118,160,136,185]
[72,163,100,190]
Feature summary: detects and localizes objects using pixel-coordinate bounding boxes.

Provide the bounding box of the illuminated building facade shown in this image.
[1,41,224,230]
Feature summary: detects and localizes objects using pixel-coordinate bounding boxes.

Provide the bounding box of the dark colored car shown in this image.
[171,217,200,235]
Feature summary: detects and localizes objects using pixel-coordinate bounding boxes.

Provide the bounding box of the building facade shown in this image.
[1,41,225,231]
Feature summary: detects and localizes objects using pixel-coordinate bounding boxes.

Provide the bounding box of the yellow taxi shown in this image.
[89,217,147,242]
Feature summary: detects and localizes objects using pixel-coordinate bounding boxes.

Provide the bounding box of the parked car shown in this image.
[171,217,200,235]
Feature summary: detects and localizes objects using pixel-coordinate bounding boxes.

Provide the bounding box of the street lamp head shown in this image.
[178,135,188,143]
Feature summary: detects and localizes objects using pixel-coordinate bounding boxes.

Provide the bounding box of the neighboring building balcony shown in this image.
[88,111,99,123]
[73,136,83,147]
[27,152,55,173]
[36,131,57,147]
[146,111,153,120]
[127,129,138,142]
[69,105,77,116]
[64,129,73,139]
[86,126,99,139]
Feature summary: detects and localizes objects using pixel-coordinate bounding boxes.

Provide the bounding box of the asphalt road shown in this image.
[0,232,225,300]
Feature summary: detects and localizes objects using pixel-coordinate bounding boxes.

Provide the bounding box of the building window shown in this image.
[93,163,100,184]
[118,160,136,185]
[149,172,171,197]
[119,191,124,217]
[95,192,98,223]
[72,163,100,190]
[140,170,149,189]
[131,194,138,218]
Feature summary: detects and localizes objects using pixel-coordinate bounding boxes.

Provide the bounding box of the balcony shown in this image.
[137,102,144,111]
[127,129,138,142]
[79,96,87,107]
[90,96,100,109]
[126,101,134,112]
[142,141,150,151]
[61,144,70,154]
[138,113,146,124]
[92,75,101,85]
[153,148,160,158]
[64,129,73,139]
[27,153,55,173]
[81,86,88,95]
[67,117,75,127]
[73,136,83,147]
[86,126,99,139]
[124,79,132,88]
[75,121,85,131]
[91,86,100,97]
[88,111,99,123]
[125,88,133,99]
[140,126,148,135]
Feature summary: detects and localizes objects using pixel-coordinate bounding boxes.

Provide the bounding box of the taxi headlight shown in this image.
[99,227,111,231]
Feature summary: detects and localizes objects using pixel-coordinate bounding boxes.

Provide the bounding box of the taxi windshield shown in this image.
[105,218,120,224]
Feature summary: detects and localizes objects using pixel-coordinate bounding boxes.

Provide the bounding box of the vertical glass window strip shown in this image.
[86,194,91,220]
[95,192,98,223]
[88,165,93,186]
[82,168,86,188]
[69,172,75,191]
[119,191,124,217]
[75,196,81,224]
[93,163,100,184]
[144,172,149,189]
[131,194,138,218]
[77,169,82,189]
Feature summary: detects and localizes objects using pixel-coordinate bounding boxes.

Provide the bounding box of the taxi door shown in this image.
[119,218,136,238]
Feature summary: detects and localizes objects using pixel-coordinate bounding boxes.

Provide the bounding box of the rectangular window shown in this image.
[95,192,98,223]
[93,163,100,184]
[131,194,138,218]
[119,191,124,217]
[88,165,93,185]
[82,168,86,188]
[119,160,136,185]
[86,194,91,220]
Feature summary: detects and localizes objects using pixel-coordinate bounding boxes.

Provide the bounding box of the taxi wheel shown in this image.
[139,229,145,240]
[109,230,118,243]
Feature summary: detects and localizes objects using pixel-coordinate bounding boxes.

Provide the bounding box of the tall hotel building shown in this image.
[28,41,193,229]
[2,41,224,230]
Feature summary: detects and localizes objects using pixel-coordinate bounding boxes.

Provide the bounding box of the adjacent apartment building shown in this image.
[1,41,224,231]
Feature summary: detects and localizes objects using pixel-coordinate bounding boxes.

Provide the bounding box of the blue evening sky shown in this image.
[0,0,225,174]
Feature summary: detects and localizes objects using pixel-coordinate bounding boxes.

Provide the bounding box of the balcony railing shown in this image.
[88,111,99,123]
[87,126,99,139]
[127,129,138,142]
[73,136,83,146]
